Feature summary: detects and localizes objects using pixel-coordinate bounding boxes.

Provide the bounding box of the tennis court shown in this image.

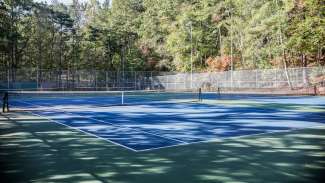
[1,89,325,182]
[5,91,325,152]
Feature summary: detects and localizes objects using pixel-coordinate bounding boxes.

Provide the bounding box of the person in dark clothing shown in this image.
[2,92,9,113]
[198,88,202,102]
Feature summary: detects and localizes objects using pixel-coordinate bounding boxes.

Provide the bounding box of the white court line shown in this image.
[6,108,325,152]
[25,111,139,152]
[11,100,325,152]
[14,100,188,144]
[136,124,325,152]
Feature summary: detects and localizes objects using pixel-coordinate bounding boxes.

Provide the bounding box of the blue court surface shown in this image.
[9,93,325,152]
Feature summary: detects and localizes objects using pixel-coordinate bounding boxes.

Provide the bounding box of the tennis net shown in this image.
[3,90,201,108]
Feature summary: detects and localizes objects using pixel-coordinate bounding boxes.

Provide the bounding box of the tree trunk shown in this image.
[302,54,309,86]
[121,46,125,89]
[218,27,222,56]
[283,50,292,89]
[317,45,321,66]
[274,0,292,89]
[38,36,43,89]
[59,24,63,89]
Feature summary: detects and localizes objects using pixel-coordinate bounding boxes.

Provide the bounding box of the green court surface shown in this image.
[1,112,324,183]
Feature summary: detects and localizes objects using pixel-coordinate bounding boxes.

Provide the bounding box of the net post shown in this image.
[198,87,202,102]
[216,72,219,91]
[121,91,124,105]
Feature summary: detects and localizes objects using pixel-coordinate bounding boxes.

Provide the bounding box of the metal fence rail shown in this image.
[1,67,324,93]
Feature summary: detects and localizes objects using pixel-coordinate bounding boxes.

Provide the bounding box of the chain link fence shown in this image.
[159,67,325,89]
[1,67,324,94]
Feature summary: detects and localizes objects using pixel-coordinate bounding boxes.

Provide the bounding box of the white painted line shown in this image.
[10,100,325,152]
[14,100,187,144]
[136,124,325,152]
[25,111,139,152]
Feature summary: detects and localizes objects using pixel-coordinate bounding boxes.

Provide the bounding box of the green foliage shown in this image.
[286,0,325,57]
[0,0,324,72]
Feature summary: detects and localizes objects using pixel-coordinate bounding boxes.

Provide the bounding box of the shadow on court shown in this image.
[1,112,325,183]
[54,100,324,149]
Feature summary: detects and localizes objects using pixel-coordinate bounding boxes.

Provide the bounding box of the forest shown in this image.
[0,0,324,74]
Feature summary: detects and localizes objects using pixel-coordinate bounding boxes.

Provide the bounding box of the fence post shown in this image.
[191,72,193,89]
[7,69,10,89]
[275,69,278,88]
[184,73,186,90]
[117,71,119,90]
[231,70,233,89]
[151,72,153,90]
[94,70,97,90]
[166,74,169,90]
[76,71,79,89]
[255,70,258,88]
[36,68,39,90]
[174,73,176,90]
[66,69,69,90]
[134,71,137,90]
[106,71,108,91]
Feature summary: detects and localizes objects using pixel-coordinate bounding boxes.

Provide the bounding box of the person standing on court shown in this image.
[2,92,9,113]
[198,88,202,102]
